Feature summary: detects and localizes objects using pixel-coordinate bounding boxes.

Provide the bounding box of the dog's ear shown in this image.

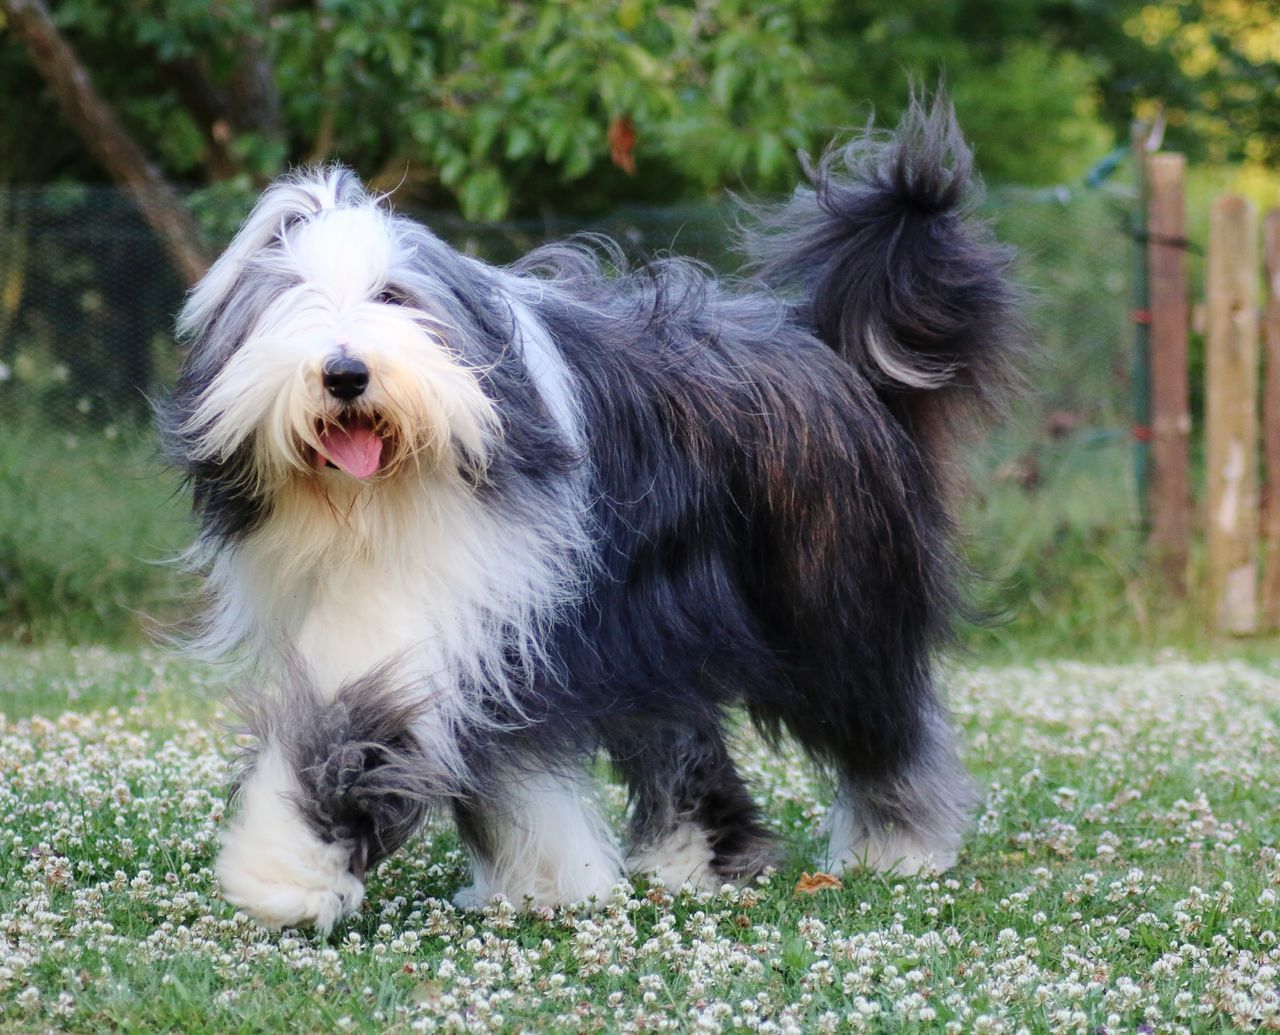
[178,166,370,344]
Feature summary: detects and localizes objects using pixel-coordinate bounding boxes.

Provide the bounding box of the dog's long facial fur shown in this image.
[164,96,1021,932]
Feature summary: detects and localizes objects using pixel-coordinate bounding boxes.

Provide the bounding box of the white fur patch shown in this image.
[455,770,622,910]
[864,325,955,390]
[822,795,957,877]
[216,749,364,933]
[196,456,589,786]
[507,293,584,449]
[179,168,362,344]
[627,823,720,892]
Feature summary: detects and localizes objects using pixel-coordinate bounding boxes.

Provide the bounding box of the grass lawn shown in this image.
[0,646,1277,1032]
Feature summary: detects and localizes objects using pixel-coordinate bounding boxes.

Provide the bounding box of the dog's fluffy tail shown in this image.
[749,93,1024,461]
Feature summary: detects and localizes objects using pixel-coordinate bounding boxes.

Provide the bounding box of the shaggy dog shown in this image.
[161,97,1021,932]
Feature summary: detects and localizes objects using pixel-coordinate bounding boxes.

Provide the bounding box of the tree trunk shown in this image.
[2,0,211,286]
[157,0,285,186]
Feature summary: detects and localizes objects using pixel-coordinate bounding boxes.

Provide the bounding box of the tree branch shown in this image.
[224,0,283,146]
[157,0,285,183]
[2,0,211,285]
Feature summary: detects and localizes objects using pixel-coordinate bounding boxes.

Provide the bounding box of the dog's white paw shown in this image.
[453,861,619,913]
[217,839,365,933]
[826,828,953,877]
[825,813,956,878]
[217,749,365,933]
[450,883,494,912]
[823,796,958,877]
[627,823,721,893]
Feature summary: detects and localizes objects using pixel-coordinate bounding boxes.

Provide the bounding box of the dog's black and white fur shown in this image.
[161,97,1021,932]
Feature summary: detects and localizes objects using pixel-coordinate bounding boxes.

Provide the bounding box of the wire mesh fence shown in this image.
[0,183,1137,435]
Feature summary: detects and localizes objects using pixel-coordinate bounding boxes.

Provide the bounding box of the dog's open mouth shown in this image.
[314,414,385,479]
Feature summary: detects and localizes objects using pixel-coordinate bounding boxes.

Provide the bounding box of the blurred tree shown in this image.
[1114,0,1280,165]
[814,0,1115,184]
[0,0,1275,224]
[0,0,845,220]
[815,0,1280,180]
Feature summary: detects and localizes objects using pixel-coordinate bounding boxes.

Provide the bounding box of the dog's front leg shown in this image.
[217,671,437,933]
[216,746,368,933]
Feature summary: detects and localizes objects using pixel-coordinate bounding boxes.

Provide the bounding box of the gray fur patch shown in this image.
[231,664,450,878]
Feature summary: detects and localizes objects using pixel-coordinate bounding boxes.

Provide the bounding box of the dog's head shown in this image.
[165,168,502,532]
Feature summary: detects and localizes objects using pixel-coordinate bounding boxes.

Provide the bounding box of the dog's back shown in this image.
[487,95,1021,887]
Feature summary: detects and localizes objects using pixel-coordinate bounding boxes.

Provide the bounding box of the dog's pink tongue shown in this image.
[317,423,382,479]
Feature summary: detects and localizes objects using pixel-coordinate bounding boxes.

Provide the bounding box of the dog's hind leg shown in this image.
[823,707,975,877]
[611,724,778,892]
[452,766,623,911]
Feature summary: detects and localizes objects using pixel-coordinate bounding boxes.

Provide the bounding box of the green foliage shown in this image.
[949,45,1112,185]
[9,0,848,217]
[0,0,1135,216]
[1113,0,1280,165]
[268,0,846,217]
[812,0,1280,181]
[6,0,1277,210]
[813,1,1115,185]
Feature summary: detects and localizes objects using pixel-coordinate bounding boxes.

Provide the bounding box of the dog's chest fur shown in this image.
[213,465,583,707]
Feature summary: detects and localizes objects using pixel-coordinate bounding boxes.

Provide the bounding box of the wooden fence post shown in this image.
[1262,210,1280,629]
[1130,122,1152,527]
[1146,153,1191,592]
[1205,195,1260,635]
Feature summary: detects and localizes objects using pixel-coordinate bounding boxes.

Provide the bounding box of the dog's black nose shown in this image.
[323,356,369,401]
